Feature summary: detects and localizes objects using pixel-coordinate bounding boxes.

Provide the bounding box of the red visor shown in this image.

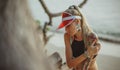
[57,19,73,29]
[57,12,73,29]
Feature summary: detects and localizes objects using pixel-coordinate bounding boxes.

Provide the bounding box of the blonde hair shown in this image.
[65,5,98,47]
[65,5,100,70]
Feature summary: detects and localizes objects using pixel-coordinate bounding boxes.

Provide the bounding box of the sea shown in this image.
[28,0,120,41]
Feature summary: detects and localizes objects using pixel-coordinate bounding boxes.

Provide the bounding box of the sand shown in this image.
[45,40,120,70]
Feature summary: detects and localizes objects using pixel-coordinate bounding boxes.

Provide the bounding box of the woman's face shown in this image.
[65,19,81,36]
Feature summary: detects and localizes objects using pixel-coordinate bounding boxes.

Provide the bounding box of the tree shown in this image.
[39,0,88,44]
[0,0,54,70]
[39,0,120,44]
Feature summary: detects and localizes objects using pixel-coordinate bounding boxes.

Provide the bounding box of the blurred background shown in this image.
[28,0,120,70]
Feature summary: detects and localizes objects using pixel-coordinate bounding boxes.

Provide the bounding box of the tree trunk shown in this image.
[0,0,54,70]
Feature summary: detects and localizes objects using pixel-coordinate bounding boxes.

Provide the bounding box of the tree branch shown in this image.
[39,0,88,44]
[78,0,88,8]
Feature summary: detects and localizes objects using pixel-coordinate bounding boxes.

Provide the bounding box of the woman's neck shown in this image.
[74,31,83,41]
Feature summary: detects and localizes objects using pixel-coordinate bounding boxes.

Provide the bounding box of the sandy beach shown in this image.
[28,0,120,69]
[45,32,120,70]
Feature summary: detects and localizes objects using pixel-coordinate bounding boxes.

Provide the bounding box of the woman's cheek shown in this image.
[70,28,77,36]
[66,28,71,35]
[72,29,77,36]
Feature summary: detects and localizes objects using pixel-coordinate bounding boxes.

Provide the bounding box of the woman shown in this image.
[57,5,101,70]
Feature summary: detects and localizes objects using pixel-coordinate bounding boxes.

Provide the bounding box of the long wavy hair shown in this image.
[65,5,98,49]
[65,5,99,70]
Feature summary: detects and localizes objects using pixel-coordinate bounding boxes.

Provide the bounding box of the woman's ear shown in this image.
[74,19,79,24]
[78,19,81,23]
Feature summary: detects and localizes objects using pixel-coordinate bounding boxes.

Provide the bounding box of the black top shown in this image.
[71,39,85,58]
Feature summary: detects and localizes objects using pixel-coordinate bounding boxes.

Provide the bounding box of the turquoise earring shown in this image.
[76,24,81,31]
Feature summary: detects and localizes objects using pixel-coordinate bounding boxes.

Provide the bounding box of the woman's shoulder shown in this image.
[87,32,98,41]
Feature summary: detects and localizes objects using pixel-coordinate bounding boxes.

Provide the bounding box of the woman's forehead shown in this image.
[65,21,75,28]
[66,19,79,27]
[71,19,80,24]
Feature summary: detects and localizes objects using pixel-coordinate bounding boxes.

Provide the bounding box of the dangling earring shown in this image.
[76,24,81,31]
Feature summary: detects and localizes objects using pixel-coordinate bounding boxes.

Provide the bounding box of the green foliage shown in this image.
[36,20,41,25]
[36,20,50,31]
[46,27,50,31]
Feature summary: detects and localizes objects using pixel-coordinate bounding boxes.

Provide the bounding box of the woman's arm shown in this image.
[64,33,87,68]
